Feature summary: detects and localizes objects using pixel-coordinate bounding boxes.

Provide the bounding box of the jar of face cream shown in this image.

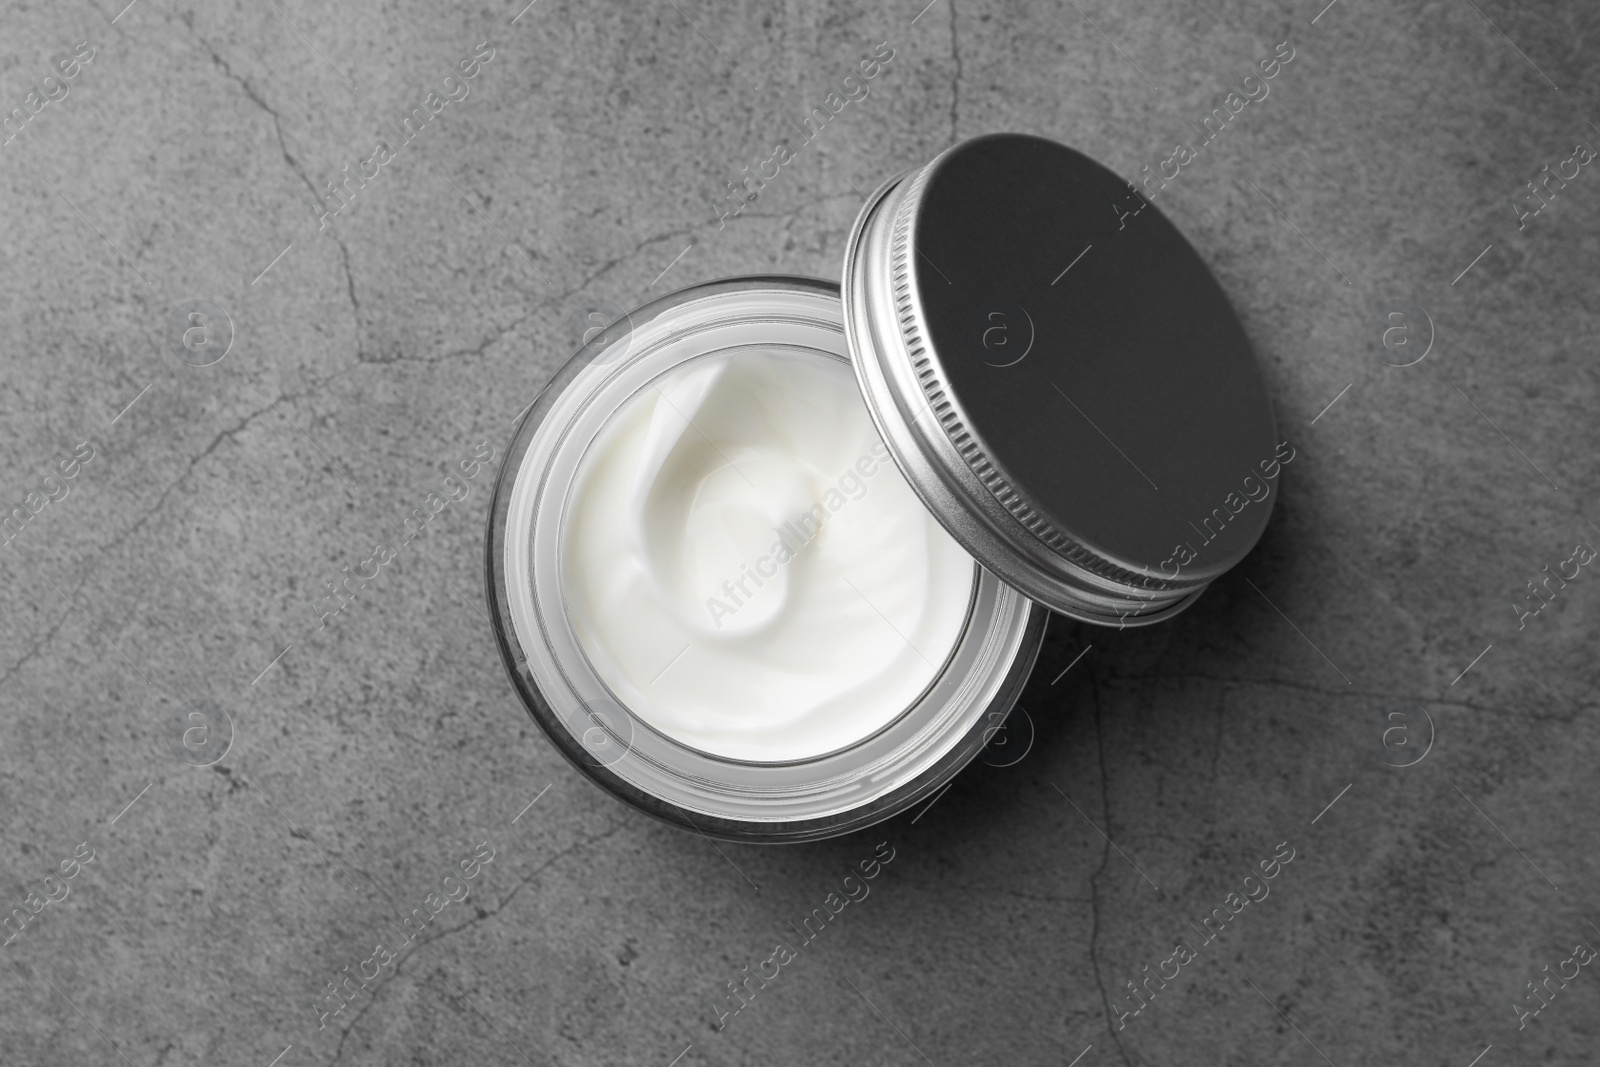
[486,133,1279,842]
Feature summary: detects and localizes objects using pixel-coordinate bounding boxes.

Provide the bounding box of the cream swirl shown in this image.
[560,347,975,762]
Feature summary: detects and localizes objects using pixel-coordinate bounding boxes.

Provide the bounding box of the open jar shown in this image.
[486,133,1280,842]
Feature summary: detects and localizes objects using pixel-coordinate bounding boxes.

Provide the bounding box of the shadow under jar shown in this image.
[486,133,1281,843]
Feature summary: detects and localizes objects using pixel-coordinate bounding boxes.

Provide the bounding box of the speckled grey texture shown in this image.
[1,0,1597,1064]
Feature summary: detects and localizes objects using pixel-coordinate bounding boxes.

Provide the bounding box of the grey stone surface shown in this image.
[1,0,1597,1065]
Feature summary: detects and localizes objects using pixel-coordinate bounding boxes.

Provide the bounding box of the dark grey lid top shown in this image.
[842,133,1280,626]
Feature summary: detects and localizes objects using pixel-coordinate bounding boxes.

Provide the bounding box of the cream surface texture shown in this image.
[560,348,975,762]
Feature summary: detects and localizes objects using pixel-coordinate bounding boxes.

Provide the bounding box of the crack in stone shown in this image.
[196,37,367,362]
[85,374,345,576]
[0,404,276,685]
[1105,668,1505,715]
[405,225,701,367]
[945,884,1095,906]
[326,820,625,1066]
[424,314,531,365]
[0,604,73,693]
[0,362,363,691]
[113,405,275,543]
[1085,670,1138,1067]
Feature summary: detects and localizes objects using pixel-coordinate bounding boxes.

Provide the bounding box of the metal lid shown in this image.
[842,133,1280,626]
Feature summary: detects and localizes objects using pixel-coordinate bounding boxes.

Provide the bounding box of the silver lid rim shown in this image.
[842,162,1206,628]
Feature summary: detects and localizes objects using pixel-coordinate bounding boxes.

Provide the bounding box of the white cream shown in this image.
[560,347,975,763]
